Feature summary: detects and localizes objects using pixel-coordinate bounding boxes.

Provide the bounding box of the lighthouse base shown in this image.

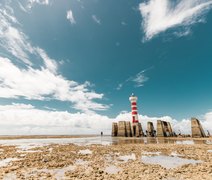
[112,121,144,137]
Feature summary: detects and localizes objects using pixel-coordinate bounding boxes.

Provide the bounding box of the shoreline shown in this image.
[0,135,211,140]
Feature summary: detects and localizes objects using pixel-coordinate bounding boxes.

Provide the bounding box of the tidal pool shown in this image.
[104,165,122,174]
[141,155,202,169]
[26,165,75,180]
[118,153,136,162]
[78,149,92,155]
[0,158,19,168]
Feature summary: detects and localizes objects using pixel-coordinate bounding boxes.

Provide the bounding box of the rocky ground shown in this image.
[0,137,211,180]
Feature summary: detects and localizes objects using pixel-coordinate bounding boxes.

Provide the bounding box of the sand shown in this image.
[0,136,211,180]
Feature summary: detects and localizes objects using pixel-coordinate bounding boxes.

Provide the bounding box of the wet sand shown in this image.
[0,136,211,180]
[0,135,96,140]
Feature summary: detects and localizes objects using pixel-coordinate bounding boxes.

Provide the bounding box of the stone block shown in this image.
[117,121,127,137]
[191,118,206,138]
[112,122,118,137]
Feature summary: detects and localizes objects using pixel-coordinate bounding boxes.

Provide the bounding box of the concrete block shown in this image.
[157,120,165,137]
[117,121,127,137]
[147,122,155,137]
[112,122,118,137]
[125,121,132,137]
[191,118,206,138]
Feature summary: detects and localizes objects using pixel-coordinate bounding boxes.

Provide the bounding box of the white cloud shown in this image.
[0,5,57,68]
[132,72,149,87]
[66,10,76,24]
[0,57,109,112]
[116,67,153,90]
[139,0,212,40]
[0,103,113,135]
[18,2,28,13]
[92,15,101,24]
[0,3,108,113]
[0,7,33,65]
[27,0,49,9]
[0,103,211,135]
[35,47,57,73]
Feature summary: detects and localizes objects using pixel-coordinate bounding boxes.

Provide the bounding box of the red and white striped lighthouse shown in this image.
[129,93,139,123]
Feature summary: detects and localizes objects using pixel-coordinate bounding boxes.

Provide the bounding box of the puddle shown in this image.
[0,158,19,167]
[104,165,122,174]
[105,154,113,162]
[206,140,212,145]
[141,155,202,169]
[118,153,136,162]
[75,159,88,165]
[170,151,183,157]
[175,140,194,145]
[17,149,42,153]
[142,151,161,155]
[29,165,75,180]
[3,172,17,180]
[78,149,92,155]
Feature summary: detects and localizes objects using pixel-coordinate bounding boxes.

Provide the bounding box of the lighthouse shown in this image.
[129,93,143,137]
[129,93,139,123]
[111,93,144,137]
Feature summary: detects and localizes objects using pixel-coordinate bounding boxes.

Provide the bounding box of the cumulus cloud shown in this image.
[139,0,212,40]
[0,103,211,135]
[0,57,108,112]
[92,15,101,24]
[66,9,76,24]
[0,103,113,135]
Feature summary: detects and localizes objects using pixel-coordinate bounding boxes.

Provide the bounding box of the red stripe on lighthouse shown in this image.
[132,107,137,110]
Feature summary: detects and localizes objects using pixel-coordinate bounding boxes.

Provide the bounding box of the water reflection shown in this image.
[110,136,212,145]
[0,136,211,147]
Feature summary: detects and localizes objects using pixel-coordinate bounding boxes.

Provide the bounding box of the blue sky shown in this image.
[0,0,212,135]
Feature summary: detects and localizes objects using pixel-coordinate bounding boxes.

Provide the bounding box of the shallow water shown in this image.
[141,155,202,169]
[118,153,136,162]
[104,165,122,174]
[0,136,211,149]
[27,165,75,180]
[0,158,19,167]
[75,159,88,165]
[3,172,17,180]
[176,140,194,145]
[142,151,161,155]
[78,149,92,155]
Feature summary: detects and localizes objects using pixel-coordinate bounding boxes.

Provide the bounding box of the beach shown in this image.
[0,136,211,180]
